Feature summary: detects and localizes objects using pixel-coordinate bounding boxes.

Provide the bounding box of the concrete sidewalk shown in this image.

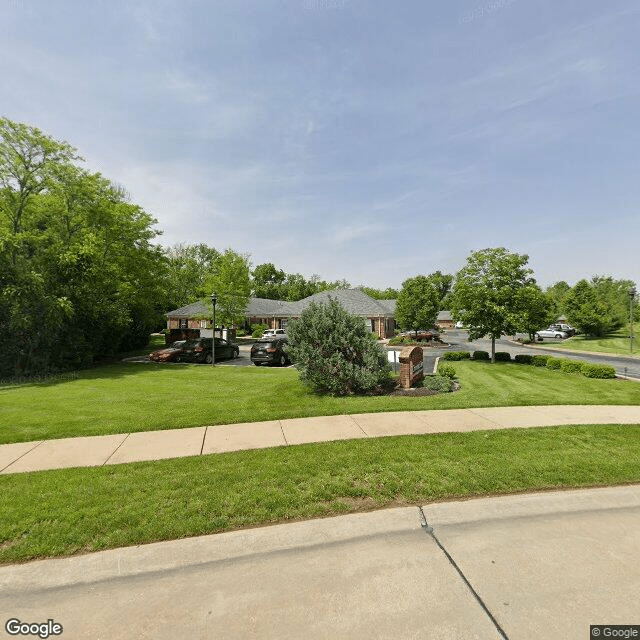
[1,485,638,639]
[1,405,639,475]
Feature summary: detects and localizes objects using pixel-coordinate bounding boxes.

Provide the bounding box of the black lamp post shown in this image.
[211,292,217,367]
[630,286,636,355]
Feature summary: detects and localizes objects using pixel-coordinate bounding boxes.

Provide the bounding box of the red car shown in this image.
[148,340,186,362]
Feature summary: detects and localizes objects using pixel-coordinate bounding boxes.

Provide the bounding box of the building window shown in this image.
[200,320,208,329]
[179,319,188,329]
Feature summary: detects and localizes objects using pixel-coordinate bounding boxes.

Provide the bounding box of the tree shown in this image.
[203,249,251,328]
[515,285,558,341]
[286,297,391,395]
[563,280,613,337]
[449,248,534,362]
[165,243,220,310]
[0,117,166,376]
[361,286,400,300]
[546,281,571,310]
[395,276,440,331]
[251,262,287,299]
[425,271,454,309]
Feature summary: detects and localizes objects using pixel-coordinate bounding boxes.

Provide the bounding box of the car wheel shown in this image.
[279,355,287,367]
[555,334,562,339]
[205,353,213,364]
[254,362,261,366]
[234,349,239,358]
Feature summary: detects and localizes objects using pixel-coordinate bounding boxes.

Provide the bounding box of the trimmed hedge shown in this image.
[531,355,550,367]
[560,359,583,374]
[437,363,457,380]
[546,357,563,370]
[441,351,471,361]
[514,354,534,365]
[581,363,616,379]
[494,352,511,362]
[472,350,490,360]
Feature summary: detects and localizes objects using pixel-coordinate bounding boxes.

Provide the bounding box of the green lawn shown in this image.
[1,423,639,564]
[551,326,640,357]
[1,361,639,444]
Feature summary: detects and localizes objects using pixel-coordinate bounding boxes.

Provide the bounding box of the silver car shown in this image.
[535,328,569,340]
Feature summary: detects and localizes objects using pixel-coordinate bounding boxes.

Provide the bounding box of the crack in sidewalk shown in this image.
[417,506,509,640]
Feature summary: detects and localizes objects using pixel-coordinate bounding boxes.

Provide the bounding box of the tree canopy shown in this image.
[450,248,535,362]
[395,276,440,331]
[0,117,166,376]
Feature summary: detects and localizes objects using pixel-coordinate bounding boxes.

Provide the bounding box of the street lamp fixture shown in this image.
[211,292,217,367]
[630,286,636,355]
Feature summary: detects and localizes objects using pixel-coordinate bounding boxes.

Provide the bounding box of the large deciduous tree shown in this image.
[0,117,166,376]
[515,285,558,341]
[450,248,534,362]
[203,249,251,328]
[395,276,440,331]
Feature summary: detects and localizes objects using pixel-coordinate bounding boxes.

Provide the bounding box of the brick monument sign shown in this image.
[399,346,424,389]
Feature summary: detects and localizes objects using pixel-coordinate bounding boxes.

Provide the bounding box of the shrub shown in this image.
[581,363,616,379]
[546,357,563,370]
[388,337,405,346]
[286,298,391,395]
[419,374,453,393]
[514,354,533,365]
[472,350,490,360]
[437,363,457,380]
[442,351,470,361]
[531,355,550,367]
[251,324,268,339]
[494,352,511,362]
[560,359,583,374]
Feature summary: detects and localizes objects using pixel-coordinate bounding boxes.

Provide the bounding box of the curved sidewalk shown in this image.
[1,405,639,475]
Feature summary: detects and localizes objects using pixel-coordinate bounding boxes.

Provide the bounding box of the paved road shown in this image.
[417,330,640,378]
[1,485,638,639]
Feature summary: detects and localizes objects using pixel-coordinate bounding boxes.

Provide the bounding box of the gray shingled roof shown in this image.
[167,289,396,319]
[437,310,453,321]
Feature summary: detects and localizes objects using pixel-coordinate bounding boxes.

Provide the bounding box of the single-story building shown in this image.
[165,288,397,342]
[436,310,455,330]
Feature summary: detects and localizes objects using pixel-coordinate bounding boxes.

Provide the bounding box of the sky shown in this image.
[1,0,639,290]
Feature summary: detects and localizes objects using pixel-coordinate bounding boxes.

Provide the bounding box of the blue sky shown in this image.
[1,0,639,289]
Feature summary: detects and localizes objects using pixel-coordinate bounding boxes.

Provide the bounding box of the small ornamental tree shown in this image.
[286,297,391,395]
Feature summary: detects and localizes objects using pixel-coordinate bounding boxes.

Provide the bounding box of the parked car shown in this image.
[261,328,286,339]
[177,337,239,364]
[549,323,576,336]
[535,328,569,340]
[148,340,186,362]
[250,337,290,366]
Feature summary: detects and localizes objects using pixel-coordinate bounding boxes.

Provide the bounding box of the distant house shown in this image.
[436,310,455,329]
[165,288,397,342]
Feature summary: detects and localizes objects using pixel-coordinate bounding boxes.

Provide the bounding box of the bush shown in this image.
[437,363,457,380]
[472,350,490,360]
[531,355,550,367]
[441,351,470,361]
[546,357,563,370]
[251,324,268,339]
[581,363,616,379]
[494,352,511,362]
[514,354,533,365]
[560,359,583,374]
[388,336,405,346]
[286,298,391,395]
[419,374,454,393]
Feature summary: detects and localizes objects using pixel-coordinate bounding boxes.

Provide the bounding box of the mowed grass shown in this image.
[552,326,640,357]
[1,423,639,563]
[1,361,639,444]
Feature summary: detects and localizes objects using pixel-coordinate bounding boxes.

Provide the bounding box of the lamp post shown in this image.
[211,292,217,367]
[630,286,636,355]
